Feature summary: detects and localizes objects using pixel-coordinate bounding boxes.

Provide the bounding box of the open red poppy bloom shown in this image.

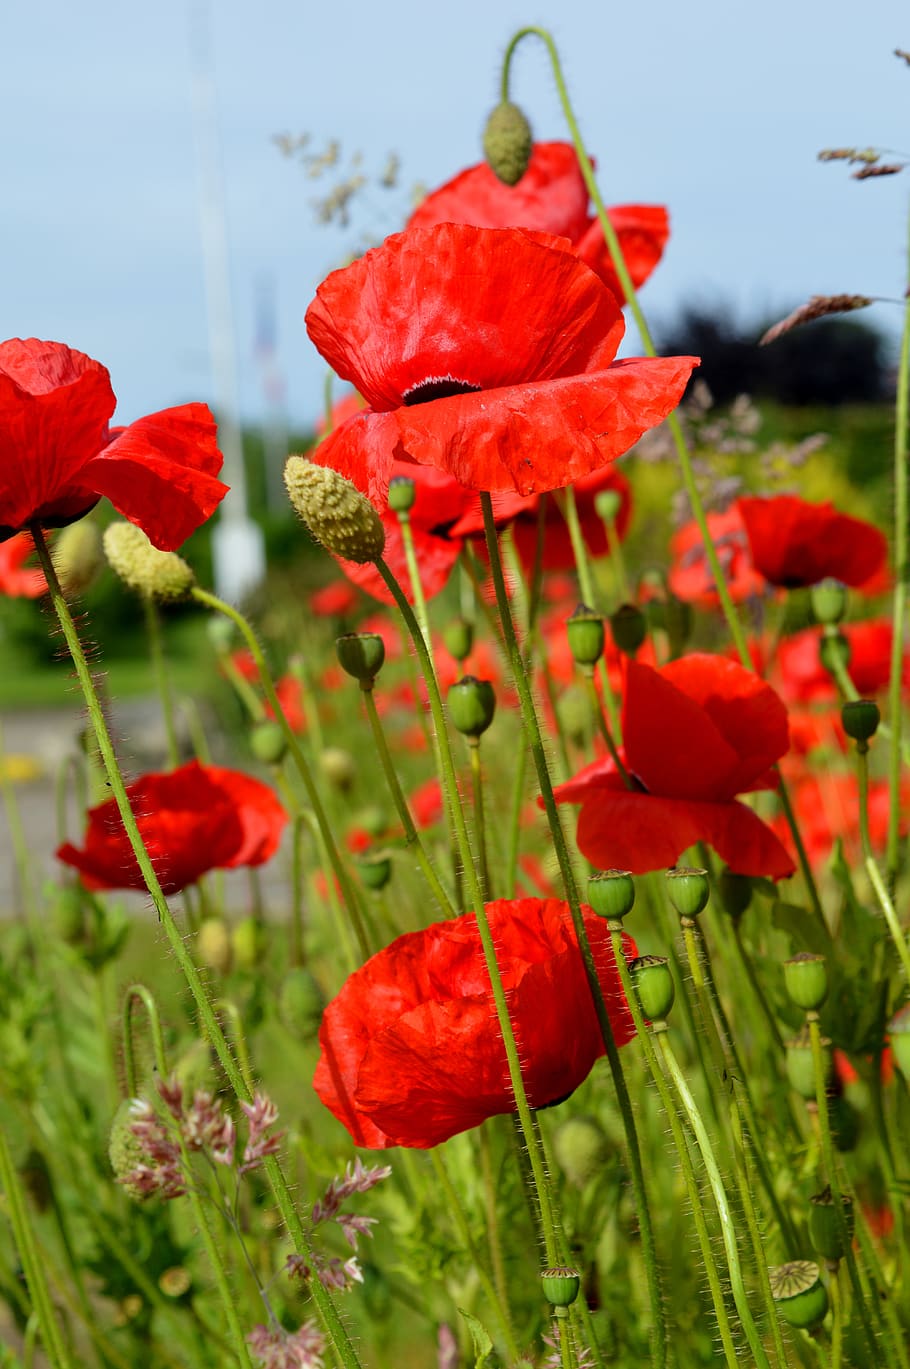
[314,896,636,1149]
[407,142,669,302]
[0,339,227,551]
[0,533,46,598]
[669,507,767,606]
[57,761,287,895]
[554,654,795,877]
[736,495,887,590]
[306,224,697,506]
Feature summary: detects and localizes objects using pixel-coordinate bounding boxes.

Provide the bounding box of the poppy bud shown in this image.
[482,101,533,186]
[388,475,416,514]
[609,602,647,656]
[250,721,287,766]
[108,1099,147,1200]
[319,747,357,792]
[768,1261,829,1330]
[443,618,473,663]
[718,868,752,920]
[53,520,103,594]
[889,1004,910,1078]
[566,603,605,668]
[784,953,828,1013]
[594,488,623,524]
[232,917,267,970]
[819,627,850,677]
[278,967,325,1041]
[358,850,393,891]
[103,522,195,602]
[540,1267,581,1308]
[284,457,386,564]
[552,1115,608,1188]
[630,955,675,1021]
[809,1189,854,1263]
[336,632,386,687]
[447,676,496,739]
[586,870,636,923]
[666,866,710,919]
[786,1027,830,1099]
[841,698,880,746]
[811,578,848,626]
[196,917,233,975]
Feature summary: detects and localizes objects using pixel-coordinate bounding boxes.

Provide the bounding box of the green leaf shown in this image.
[459,1308,496,1368]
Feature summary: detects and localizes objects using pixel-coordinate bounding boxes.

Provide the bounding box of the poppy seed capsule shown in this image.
[567,603,605,668]
[540,1267,581,1308]
[841,698,880,745]
[809,1189,854,1263]
[387,475,416,514]
[284,456,385,564]
[443,618,473,663]
[786,1027,830,1100]
[666,867,710,918]
[819,627,850,676]
[609,602,647,655]
[811,577,848,626]
[482,101,533,186]
[630,955,675,1021]
[336,632,386,686]
[587,870,636,922]
[447,676,496,739]
[250,722,287,767]
[103,522,195,602]
[784,952,829,1012]
[768,1261,829,1330]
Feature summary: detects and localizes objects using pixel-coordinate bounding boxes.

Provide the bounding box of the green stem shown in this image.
[582,669,630,785]
[729,1097,792,1368]
[143,594,180,767]
[479,493,666,1368]
[31,527,363,1369]
[470,740,492,900]
[361,686,456,916]
[505,742,527,895]
[886,215,910,884]
[828,1265,843,1369]
[857,745,910,983]
[561,486,621,737]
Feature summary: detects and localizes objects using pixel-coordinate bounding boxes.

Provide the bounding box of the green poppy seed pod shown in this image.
[196,918,233,976]
[447,676,496,739]
[358,851,393,891]
[443,617,474,663]
[819,627,850,677]
[889,1004,910,1078]
[566,603,605,668]
[609,602,647,656]
[278,967,325,1042]
[552,1116,608,1189]
[387,475,416,514]
[482,101,533,186]
[284,456,386,564]
[809,1189,854,1263]
[631,955,675,1021]
[103,522,195,602]
[319,746,357,791]
[769,1261,829,1330]
[666,867,710,919]
[841,698,880,745]
[586,870,636,922]
[336,632,386,686]
[540,1267,581,1308]
[784,952,829,1012]
[109,1099,147,1200]
[811,578,848,626]
[718,868,752,920]
[250,721,288,766]
[232,917,267,970]
[594,488,623,523]
[786,1027,830,1100]
[53,520,104,594]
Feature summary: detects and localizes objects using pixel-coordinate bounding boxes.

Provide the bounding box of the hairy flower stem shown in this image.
[375,556,564,1274]
[886,215,910,884]
[469,741,493,900]
[607,924,739,1366]
[31,529,364,1369]
[561,486,621,736]
[360,684,457,916]
[142,594,180,767]
[856,746,910,983]
[479,494,667,1369]
[191,585,371,959]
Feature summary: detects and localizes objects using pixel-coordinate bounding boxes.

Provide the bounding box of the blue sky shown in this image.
[5,2,909,430]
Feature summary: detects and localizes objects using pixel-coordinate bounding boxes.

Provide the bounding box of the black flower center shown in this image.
[403,377,483,407]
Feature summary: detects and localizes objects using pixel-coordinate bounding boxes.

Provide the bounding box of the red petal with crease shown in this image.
[575,205,670,298]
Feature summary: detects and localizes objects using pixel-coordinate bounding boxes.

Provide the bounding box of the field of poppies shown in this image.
[2,25,910,1369]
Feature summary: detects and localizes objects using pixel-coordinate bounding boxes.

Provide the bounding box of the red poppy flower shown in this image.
[57,761,287,895]
[554,654,795,877]
[306,224,697,506]
[736,495,887,590]
[310,581,359,617]
[314,896,637,1149]
[0,339,227,551]
[669,507,767,606]
[0,533,46,598]
[407,142,669,302]
[775,619,905,704]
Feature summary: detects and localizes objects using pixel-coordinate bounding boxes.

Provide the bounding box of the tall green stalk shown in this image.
[886,215,910,884]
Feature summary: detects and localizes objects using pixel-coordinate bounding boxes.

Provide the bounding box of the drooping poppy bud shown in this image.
[482,101,533,186]
[285,457,385,564]
[104,521,195,601]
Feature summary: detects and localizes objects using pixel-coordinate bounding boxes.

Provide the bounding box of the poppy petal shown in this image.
[738,495,887,589]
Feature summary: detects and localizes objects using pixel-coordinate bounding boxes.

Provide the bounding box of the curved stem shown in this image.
[122,982,170,1092]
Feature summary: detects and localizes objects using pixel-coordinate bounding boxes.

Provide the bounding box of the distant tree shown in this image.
[655,305,890,406]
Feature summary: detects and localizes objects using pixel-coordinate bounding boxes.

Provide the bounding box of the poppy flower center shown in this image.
[403,377,483,406]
